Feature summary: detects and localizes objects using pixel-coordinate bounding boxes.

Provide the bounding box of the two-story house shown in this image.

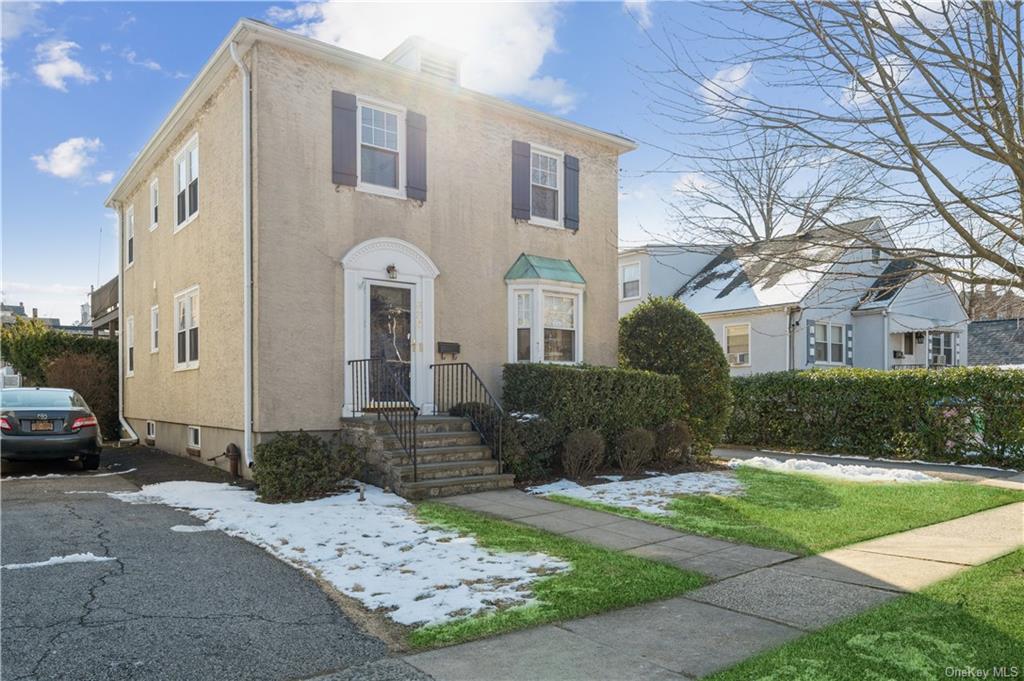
[105,20,634,482]
[619,218,969,375]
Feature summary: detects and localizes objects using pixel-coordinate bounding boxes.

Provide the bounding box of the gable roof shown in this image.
[855,258,916,309]
[675,218,881,314]
[967,318,1024,366]
[505,254,585,284]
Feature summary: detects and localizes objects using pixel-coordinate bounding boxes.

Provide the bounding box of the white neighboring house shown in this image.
[619,218,970,375]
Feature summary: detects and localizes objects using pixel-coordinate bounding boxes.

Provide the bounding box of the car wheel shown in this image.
[82,453,101,471]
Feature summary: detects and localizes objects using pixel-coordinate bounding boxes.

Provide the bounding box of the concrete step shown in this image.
[382,430,482,449]
[373,416,475,435]
[385,444,492,465]
[400,473,516,500]
[392,458,500,482]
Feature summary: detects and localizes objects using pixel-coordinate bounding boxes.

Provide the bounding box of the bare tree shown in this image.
[641,0,1024,290]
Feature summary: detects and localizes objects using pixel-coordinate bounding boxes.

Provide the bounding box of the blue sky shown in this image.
[1,1,713,323]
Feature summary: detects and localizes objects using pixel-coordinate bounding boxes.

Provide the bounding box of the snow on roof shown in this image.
[676,218,879,314]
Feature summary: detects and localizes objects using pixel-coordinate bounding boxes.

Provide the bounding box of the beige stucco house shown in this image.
[105,19,634,479]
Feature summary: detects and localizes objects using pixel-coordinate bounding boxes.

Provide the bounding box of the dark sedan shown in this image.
[1,388,102,469]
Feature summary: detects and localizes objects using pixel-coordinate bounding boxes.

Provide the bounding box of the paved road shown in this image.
[1,448,431,681]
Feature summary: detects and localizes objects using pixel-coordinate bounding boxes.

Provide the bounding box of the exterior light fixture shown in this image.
[386,264,398,279]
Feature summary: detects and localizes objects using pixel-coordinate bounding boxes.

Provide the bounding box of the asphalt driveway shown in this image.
[1,447,431,681]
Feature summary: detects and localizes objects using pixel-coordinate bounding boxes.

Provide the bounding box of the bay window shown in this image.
[508,285,582,363]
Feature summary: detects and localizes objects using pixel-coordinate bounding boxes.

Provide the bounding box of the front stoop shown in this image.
[345,415,514,500]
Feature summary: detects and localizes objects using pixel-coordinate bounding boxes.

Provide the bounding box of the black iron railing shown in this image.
[430,362,504,473]
[348,358,419,481]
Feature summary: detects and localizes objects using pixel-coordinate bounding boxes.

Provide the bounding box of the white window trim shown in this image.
[125,315,135,377]
[356,96,406,200]
[506,280,584,364]
[125,205,135,269]
[723,323,752,367]
[173,285,199,371]
[528,143,564,230]
[149,178,159,231]
[187,425,201,449]
[620,261,642,301]
[173,134,199,233]
[150,305,159,354]
[814,322,846,365]
[146,420,156,439]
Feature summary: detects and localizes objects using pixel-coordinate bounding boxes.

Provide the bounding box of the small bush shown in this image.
[254,431,358,502]
[614,428,656,474]
[656,419,694,466]
[44,352,118,439]
[562,429,605,479]
[2,317,116,386]
[619,297,732,454]
[449,402,558,481]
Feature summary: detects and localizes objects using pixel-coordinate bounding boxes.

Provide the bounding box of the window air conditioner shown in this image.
[931,354,947,366]
[728,352,749,366]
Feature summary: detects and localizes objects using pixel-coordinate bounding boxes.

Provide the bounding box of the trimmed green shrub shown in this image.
[562,429,605,478]
[449,401,559,481]
[254,431,358,502]
[726,367,1024,467]
[615,428,656,474]
[45,352,118,440]
[656,419,694,466]
[503,363,687,448]
[619,297,732,453]
[2,317,116,385]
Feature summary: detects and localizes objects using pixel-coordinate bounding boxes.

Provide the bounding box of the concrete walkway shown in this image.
[406,493,1024,680]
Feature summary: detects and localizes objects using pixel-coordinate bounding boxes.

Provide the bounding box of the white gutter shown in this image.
[114,201,139,445]
[882,310,891,370]
[230,42,254,467]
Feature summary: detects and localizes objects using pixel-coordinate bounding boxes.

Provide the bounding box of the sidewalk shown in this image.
[405,492,1024,680]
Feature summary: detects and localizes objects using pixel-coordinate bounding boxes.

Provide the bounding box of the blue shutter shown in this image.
[332,91,357,186]
[564,154,579,230]
[846,323,854,366]
[511,141,531,220]
[406,111,427,201]
[806,320,816,366]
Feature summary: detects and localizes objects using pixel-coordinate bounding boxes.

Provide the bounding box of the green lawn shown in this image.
[551,467,1024,555]
[709,549,1024,680]
[409,502,705,649]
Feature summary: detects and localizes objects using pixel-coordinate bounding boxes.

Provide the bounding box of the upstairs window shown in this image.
[724,324,750,367]
[174,135,199,229]
[359,104,401,191]
[149,179,159,230]
[530,149,560,226]
[125,206,135,267]
[620,262,640,300]
[175,287,199,370]
[126,316,135,376]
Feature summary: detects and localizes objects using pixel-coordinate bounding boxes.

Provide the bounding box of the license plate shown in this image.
[30,421,54,432]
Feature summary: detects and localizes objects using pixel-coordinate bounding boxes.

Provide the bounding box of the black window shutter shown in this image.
[406,111,427,201]
[511,140,531,220]
[564,154,580,230]
[332,91,358,186]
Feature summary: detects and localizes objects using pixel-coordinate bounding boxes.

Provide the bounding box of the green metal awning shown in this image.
[504,253,585,284]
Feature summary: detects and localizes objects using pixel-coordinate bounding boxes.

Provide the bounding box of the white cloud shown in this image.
[701,63,752,112]
[96,170,115,184]
[121,48,161,71]
[844,54,912,107]
[623,0,652,29]
[31,137,102,180]
[673,172,715,193]
[267,1,576,114]
[2,2,44,41]
[33,40,96,91]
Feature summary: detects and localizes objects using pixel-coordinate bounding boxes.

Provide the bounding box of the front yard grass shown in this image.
[551,467,1024,555]
[709,549,1024,680]
[409,502,705,649]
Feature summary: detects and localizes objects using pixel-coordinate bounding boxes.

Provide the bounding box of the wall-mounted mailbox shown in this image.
[437,342,461,359]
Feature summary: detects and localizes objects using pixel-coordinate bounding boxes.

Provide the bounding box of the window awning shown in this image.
[504,253,585,284]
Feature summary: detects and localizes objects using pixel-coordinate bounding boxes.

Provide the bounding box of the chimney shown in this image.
[32,308,38,318]
[383,36,463,86]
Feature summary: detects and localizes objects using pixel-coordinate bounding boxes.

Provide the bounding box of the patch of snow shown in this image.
[536,472,745,515]
[730,457,942,483]
[595,475,623,482]
[525,479,583,495]
[2,552,116,570]
[753,449,1019,473]
[2,468,137,481]
[170,524,217,533]
[109,481,568,626]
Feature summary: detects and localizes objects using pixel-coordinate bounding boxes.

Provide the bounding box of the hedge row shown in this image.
[502,363,687,446]
[725,367,1024,466]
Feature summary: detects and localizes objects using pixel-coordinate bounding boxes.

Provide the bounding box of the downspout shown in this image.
[115,200,139,445]
[230,42,254,467]
[785,306,794,371]
[882,310,890,370]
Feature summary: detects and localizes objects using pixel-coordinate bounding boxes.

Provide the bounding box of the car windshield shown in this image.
[1,390,82,409]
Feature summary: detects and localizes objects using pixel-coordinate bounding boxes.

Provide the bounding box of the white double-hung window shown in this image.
[125,205,135,267]
[174,286,199,370]
[530,148,561,227]
[149,179,159,230]
[150,305,159,353]
[508,286,583,364]
[814,322,845,364]
[724,324,750,367]
[125,316,135,376]
[620,262,640,300]
[358,102,402,193]
[174,135,199,230]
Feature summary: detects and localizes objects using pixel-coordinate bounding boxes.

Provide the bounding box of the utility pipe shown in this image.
[115,200,139,445]
[230,41,254,467]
